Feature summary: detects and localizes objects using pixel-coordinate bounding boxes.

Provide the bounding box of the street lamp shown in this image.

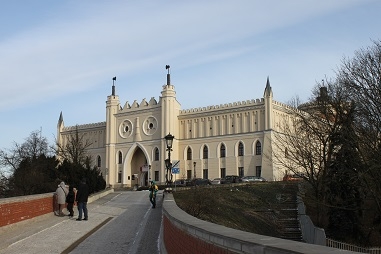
[148,165,151,185]
[164,133,174,188]
[105,168,109,188]
[193,161,196,179]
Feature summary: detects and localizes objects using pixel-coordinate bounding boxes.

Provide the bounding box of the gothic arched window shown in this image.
[255,141,262,155]
[154,147,159,161]
[238,142,244,156]
[97,155,101,167]
[203,145,208,159]
[118,151,122,164]
[220,144,226,158]
[187,147,192,160]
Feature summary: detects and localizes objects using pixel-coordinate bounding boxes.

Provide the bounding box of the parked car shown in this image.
[189,178,212,186]
[185,179,193,186]
[211,178,223,184]
[283,174,303,181]
[221,175,240,184]
[240,176,266,182]
[173,179,187,186]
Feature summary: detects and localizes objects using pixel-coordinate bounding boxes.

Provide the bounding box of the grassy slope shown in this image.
[173,182,299,238]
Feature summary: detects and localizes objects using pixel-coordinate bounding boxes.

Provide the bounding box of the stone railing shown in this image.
[161,193,359,254]
[297,196,326,245]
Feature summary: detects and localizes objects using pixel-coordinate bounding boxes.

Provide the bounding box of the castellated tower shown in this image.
[262,77,275,180]
[56,112,64,162]
[160,66,181,169]
[105,80,120,188]
[103,68,181,188]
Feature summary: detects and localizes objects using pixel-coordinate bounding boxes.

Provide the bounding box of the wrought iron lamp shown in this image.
[164,133,174,187]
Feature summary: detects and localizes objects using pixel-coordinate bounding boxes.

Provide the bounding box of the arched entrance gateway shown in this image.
[125,144,151,188]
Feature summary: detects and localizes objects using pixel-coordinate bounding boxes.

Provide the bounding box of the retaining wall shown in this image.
[0,193,55,227]
[162,193,358,254]
[0,189,113,228]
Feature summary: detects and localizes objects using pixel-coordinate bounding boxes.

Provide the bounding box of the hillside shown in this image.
[173,182,302,241]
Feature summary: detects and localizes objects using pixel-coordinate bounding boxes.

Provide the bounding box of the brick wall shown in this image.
[0,189,114,228]
[163,216,234,254]
[0,193,54,227]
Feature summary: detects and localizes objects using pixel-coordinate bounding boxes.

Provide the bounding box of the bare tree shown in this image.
[0,130,50,174]
[53,126,106,193]
[270,80,359,226]
[0,130,57,197]
[270,40,381,244]
[53,126,93,167]
[337,39,381,237]
[0,171,9,198]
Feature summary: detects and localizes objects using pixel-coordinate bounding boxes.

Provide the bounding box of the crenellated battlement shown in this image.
[118,97,159,112]
[62,121,106,131]
[179,98,264,115]
[272,100,294,110]
[162,84,175,91]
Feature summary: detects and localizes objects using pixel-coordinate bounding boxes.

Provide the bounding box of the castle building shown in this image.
[57,68,292,188]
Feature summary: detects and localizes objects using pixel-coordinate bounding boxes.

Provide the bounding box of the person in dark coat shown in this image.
[149,181,158,208]
[66,185,76,218]
[76,178,89,221]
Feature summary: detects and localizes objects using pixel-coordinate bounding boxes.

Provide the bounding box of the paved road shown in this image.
[0,190,163,254]
[70,191,163,254]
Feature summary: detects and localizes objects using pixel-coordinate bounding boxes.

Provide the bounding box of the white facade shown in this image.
[57,73,293,188]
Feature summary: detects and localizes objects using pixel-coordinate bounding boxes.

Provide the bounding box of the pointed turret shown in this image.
[262,76,275,183]
[57,111,64,127]
[263,77,273,130]
[263,76,273,97]
[56,111,64,159]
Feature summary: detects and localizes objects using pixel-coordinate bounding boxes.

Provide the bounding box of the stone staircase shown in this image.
[277,184,303,242]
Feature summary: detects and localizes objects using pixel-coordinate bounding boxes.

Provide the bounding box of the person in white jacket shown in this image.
[54,181,68,216]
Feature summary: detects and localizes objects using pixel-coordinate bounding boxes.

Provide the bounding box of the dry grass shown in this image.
[173,182,299,238]
[173,181,381,247]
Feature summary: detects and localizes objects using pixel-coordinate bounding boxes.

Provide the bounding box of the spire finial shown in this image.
[264,76,272,97]
[112,76,116,96]
[166,65,170,86]
[59,111,63,123]
[58,111,64,127]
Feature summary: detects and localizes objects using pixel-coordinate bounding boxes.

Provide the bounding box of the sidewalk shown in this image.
[0,192,122,254]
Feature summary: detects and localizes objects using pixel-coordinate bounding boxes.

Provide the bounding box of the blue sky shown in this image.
[1,0,380,151]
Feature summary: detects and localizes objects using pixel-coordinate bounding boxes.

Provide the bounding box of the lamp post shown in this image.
[193,161,196,179]
[105,168,109,188]
[164,133,174,188]
[148,165,151,184]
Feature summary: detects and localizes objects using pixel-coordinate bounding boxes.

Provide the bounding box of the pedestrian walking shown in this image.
[55,181,68,216]
[149,181,158,208]
[76,178,89,221]
[66,185,76,218]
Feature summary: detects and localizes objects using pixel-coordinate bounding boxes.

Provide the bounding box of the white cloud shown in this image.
[0,0,380,151]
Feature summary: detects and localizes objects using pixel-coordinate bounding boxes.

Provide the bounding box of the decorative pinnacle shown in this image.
[166,65,170,85]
